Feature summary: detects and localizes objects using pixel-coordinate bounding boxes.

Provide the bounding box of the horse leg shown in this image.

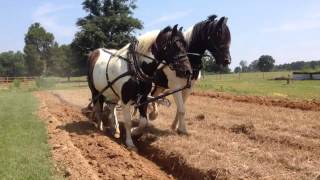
[148,87,165,120]
[108,104,120,138]
[148,102,158,121]
[171,83,192,130]
[132,103,148,137]
[122,104,137,151]
[182,88,191,104]
[94,97,104,131]
[172,91,187,134]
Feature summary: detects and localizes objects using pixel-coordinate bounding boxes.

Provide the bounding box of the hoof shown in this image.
[131,127,144,138]
[114,130,120,139]
[114,133,120,139]
[177,129,189,136]
[127,145,138,152]
[149,112,158,121]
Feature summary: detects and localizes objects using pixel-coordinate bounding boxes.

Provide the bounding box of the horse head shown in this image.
[152,25,192,78]
[206,15,231,66]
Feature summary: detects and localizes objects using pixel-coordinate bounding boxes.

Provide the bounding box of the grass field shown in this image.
[0,90,57,179]
[1,71,320,100]
[196,71,320,100]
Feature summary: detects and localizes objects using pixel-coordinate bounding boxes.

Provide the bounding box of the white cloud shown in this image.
[32,3,76,38]
[261,15,320,33]
[145,11,192,28]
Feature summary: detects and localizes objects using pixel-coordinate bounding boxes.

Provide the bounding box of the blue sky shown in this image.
[1,0,320,68]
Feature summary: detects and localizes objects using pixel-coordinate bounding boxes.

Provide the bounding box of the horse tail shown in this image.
[87,49,102,105]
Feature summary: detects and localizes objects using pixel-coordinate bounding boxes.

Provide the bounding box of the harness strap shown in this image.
[135,75,192,108]
[106,53,120,98]
[101,49,131,63]
[89,71,132,107]
[129,41,155,82]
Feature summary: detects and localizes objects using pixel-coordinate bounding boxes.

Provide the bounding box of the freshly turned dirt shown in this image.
[36,89,320,180]
[192,91,320,111]
[35,91,173,180]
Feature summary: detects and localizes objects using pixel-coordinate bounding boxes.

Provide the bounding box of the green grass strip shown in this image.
[0,90,56,180]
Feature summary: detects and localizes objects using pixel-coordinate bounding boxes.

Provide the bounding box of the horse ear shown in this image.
[179,27,183,32]
[172,24,178,34]
[217,17,225,27]
[223,17,228,24]
[208,14,217,21]
[160,26,172,34]
[217,17,228,27]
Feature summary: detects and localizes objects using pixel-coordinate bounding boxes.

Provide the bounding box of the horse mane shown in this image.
[114,30,160,58]
[136,30,160,55]
[184,26,194,45]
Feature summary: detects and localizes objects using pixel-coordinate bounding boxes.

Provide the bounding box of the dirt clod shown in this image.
[195,114,205,120]
[64,168,72,177]
[230,123,255,135]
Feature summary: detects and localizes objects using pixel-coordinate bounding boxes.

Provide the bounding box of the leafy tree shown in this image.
[48,44,76,79]
[290,61,305,70]
[234,66,241,73]
[257,55,275,72]
[239,60,248,72]
[24,23,54,76]
[71,0,143,75]
[248,60,259,72]
[0,51,26,76]
[310,61,317,69]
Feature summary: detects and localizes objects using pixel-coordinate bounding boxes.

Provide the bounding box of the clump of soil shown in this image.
[230,123,255,135]
[195,114,205,120]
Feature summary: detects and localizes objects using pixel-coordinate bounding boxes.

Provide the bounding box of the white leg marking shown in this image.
[108,104,120,138]
[173,92,187,134]
[122,104,137,151]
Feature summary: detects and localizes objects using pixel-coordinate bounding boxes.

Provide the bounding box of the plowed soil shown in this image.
[35,89,320,180]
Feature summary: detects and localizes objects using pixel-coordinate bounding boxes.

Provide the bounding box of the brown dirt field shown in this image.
[35,91,174,180]
[36,89,320,180]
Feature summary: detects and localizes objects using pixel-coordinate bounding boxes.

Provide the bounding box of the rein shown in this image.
[135,75,192,108]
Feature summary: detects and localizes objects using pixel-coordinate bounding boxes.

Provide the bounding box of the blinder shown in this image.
[151,37,191,78]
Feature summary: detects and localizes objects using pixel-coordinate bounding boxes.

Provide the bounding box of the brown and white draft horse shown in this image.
[86,25,192,150]
[149,15,232,134]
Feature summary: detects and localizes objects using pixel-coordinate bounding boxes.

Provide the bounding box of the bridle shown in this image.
[129,37,190,82]
[151,37,189,73]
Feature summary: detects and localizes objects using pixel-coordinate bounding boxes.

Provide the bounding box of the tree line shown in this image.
[234,56,320,73]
